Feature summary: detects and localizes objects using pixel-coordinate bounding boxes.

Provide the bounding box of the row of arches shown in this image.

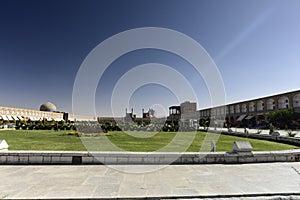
[230,93,300,114]
[200,93,300,118]
[0,107,63,119]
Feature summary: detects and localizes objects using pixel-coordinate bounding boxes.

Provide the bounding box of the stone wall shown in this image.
[0,150,299,165]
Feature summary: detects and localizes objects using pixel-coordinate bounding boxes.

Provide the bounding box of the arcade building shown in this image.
[199,90,300,128]
[0,102,96,123]
[168,90,300,128]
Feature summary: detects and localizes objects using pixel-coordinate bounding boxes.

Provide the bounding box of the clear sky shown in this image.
[0,0,300,117]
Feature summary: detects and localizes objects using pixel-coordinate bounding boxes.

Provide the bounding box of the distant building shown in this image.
[122,108,152,124]
[199,89,300,128]
[124,108,136,123]
[180,101,199,121]
[40,102,57,112]
[0,102,63,122]
[180,101,196,114]
[168,106,181,121]
[166,90,300,128]
[0,102,96,122]
[167,102,199,128]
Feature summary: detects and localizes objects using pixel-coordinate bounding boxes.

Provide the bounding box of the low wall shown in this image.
[0,150,300,165]
[220,131,300,146]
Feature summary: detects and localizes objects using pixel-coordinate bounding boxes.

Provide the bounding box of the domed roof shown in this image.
[40,102,57,112]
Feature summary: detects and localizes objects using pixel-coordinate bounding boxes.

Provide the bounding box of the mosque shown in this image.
[0,102,95,122]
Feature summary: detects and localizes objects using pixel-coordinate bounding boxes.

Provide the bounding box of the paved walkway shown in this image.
[1,163,300,199]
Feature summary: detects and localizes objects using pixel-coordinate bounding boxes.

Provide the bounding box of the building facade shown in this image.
[199,90,300,127]
[0,105,64,121]
[0,105,96,122]
[168,101,199,128]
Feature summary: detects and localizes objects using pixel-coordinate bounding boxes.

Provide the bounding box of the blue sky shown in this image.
[0,0,300,117]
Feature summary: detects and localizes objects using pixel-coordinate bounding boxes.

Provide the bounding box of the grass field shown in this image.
[0,130,299,152]
[0,130,86,151]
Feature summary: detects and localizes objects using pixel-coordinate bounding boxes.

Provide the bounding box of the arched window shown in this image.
[230,106,234,114]
[220,107,225,115]
[293,93,300,108]
[235,105,240,113]
[242,104,247,113]
[278,96,289,109]
[267,98,275,110]
[216,108,220,116]
[211,109,216,117]
[249,102,255,112]
[257,100,264,112]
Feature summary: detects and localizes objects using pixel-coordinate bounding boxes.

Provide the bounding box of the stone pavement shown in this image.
[1,163,300,199]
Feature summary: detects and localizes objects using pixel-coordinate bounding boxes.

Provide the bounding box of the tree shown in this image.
[266,109,295,129]
[199,118,210,130]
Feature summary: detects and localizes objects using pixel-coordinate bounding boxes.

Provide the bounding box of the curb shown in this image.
[1,150,300,165]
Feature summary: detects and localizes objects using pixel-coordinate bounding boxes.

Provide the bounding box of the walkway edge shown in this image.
[1,149,300,165]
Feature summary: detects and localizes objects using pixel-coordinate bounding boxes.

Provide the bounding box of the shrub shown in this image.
[269,125,274,135]
[287,130,296,137]
[59,131,79,137]
[66,131,79,137]
[59,125,66,130]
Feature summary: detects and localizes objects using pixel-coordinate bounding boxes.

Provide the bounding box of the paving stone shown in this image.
[1,163,300,199]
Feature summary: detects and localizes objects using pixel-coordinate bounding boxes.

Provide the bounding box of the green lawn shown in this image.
[0,130,86,151]
[0,130,298,152]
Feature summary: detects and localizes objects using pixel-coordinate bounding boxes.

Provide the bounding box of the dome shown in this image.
[40,102,57,112]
